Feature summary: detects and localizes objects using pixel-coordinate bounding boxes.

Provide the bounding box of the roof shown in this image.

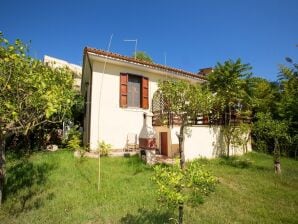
[197,67,213,76]
[84,47,206,81]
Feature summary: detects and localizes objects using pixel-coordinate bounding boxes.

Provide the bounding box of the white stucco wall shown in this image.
[183,126,252,160]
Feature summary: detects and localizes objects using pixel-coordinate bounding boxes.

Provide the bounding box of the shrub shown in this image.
[65,126,81,151]
[152,161,216,208]
[98,141,111,156]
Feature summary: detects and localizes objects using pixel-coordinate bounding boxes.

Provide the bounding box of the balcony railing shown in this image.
[152,111,251,127]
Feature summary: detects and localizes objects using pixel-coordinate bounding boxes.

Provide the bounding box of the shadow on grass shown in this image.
[120,208,174,224]
[219,156,253,169]
[124,155,153,175]
[4,158,56,214]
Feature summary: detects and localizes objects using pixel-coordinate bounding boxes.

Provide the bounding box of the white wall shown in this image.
[183,126,252,160]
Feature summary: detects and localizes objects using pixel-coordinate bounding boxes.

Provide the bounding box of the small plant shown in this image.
[152,161,217,208]
[98,141,111,156]
[65,126,81,151]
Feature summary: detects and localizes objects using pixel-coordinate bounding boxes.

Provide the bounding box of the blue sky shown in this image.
[1,0,297,80]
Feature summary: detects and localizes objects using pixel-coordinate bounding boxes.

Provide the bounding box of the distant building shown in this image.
[44,55,82,91]
[197,67,213,77]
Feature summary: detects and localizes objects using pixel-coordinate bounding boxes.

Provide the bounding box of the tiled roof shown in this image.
[84,47,206,81]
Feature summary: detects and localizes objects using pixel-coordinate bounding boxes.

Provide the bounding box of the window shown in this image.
[120,73,148,109]
[128,75,141,107]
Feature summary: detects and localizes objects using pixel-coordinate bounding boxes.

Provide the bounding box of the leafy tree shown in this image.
[135,51,153,63]
[207,59,252,157]
[153,161,216,223]
[247,77,279,115]
[156,79,215,223]
[0,34,75,139]
[278,57,298,137]
[253,112,288,174]
[0,33,76,204]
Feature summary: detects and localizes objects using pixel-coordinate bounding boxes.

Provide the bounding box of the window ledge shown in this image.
[122,107,149,112]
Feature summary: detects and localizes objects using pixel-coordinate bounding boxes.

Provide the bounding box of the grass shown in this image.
[0,150,297,223]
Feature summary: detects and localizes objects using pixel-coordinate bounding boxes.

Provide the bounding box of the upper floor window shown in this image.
[120,73,148,109]
[128,75,141,107]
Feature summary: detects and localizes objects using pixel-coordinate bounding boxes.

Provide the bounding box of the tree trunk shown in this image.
[25,131,32,154]
[178,203,184,224]
[177,124,185,170]
[0,133,5,205]
[274,138,281,174]
[226,134,230,158]
[176,123,186,224]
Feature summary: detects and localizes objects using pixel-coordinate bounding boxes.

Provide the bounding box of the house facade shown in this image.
[81,47,251,159]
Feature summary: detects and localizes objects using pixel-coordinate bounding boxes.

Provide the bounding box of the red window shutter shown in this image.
[141,77,149,109]
[120,73,128,108]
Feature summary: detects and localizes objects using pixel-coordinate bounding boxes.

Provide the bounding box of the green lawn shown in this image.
[0,150,297,224]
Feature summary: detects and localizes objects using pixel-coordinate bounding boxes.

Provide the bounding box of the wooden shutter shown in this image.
[120,73,128,108]
[141,77,149,109]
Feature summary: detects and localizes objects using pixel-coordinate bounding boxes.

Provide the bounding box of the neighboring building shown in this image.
[44,55,82,91]
[81,47,251,159]
[197,67,213,77]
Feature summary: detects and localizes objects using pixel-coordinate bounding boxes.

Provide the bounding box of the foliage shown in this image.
[98,141,111,156]
[278,58,298,137]
[0,33,76,138]
[207,58,252,107]
[152,161,216,208]
[65,126,81,151]
[253,113,288,141]
[253,112,288,173]
[247,77,280,115]
[157,79,215,223]
[135,51,153,63]
[158,80,214,122]
[71,94,85,126]
[207,59,252,157]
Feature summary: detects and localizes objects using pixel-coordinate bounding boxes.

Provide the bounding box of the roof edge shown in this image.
[84,47,206,80]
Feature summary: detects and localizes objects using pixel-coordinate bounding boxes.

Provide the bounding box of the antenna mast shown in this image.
[124,39,138,59]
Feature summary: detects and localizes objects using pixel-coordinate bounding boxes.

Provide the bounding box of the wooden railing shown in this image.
[152,111,251,127]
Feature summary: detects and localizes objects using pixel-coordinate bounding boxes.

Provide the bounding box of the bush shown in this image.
[98,141,111,156]
[152,161,216,208]
[65,126,81,151]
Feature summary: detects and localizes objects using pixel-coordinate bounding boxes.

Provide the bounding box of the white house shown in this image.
[81,47,251,159]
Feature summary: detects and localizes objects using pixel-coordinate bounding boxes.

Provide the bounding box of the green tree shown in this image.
[207,59,252,157]
[247,77,279,115]
[157,79,215,223]
[153,161,216,223]
[253,112,288,174]
[278,57,298,136]
[0,33,76,204]
[135,51,153,63]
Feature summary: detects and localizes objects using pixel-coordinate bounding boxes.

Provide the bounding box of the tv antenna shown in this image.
[124,39,138,59]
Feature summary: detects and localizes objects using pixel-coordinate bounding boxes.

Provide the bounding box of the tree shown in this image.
[0,33,76,204]
[278,57,298,137]
[247,77,279,115]
[0,33,75,142]
[253,112,288,174]
[207,59,252,157]
[135,51,153,63]
[156,79,215,223]
[153,161,216,224]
